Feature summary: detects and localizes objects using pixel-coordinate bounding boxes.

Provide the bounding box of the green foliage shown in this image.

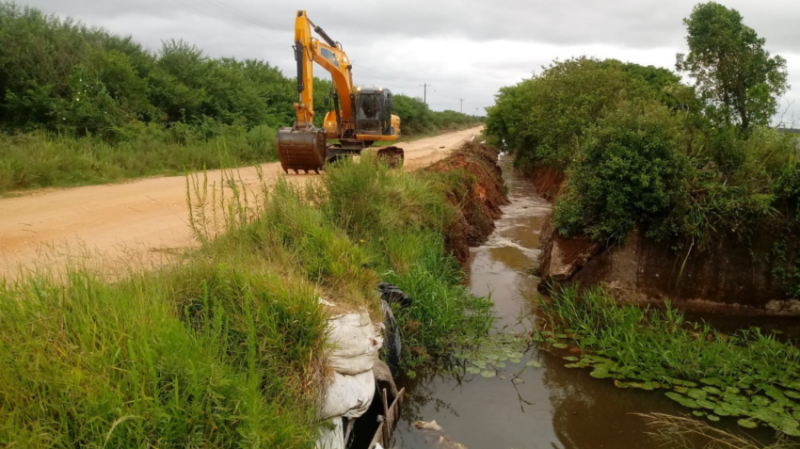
[676,2,789,132]
[554,102,690,242]
[0,4,305,136]
[485,58,672,172]
[542,287,800,435]
[392,94,481,136]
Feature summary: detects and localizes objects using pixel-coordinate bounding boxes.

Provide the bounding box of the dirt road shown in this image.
[0,126,484,277]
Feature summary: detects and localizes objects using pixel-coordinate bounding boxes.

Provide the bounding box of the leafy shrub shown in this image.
[485,58,674,172]
[553,103,689,242]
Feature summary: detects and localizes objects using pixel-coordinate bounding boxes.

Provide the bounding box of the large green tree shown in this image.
[676,2,789,133]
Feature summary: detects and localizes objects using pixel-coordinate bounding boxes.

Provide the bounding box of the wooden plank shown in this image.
[368,387,405,449]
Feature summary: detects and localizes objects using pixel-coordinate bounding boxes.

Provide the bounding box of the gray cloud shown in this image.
[12,0,800,121]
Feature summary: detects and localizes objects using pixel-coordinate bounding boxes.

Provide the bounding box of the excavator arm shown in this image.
[293,10,355,135]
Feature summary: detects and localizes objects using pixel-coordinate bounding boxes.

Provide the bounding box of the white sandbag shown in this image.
[319,370,376,420]
[327,310,384,375]
[316,417,344,449]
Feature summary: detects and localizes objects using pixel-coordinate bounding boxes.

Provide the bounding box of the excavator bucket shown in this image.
[376,146,405,169]
[276,126,327,174]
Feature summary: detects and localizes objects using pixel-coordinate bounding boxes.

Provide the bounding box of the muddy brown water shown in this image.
[383,155,777,449]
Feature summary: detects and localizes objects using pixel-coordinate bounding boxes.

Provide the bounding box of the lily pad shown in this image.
[509,358,522,364]
[472,360,487,369]
[702,386,722,396]
[481,370,496,378]
[556,333,568,339]
[526,360,542,368]
[590,368,612,379]
[563,356,580,362]
[692,411,706,417]
[494,362,507,369]
[700,378,724,388]
[724,387,741,395]
[752,395,771,407]
[738,419,758,429]
[697,399,717,410]
[713,406,731,417]
[707,415,720,422]
[512,377,524,385]
[485,354,499,361]
[564,363,582,369]
[466,367,481,375]
[687,389,708,400]
[665,392,701,409]
[553,343,569,349]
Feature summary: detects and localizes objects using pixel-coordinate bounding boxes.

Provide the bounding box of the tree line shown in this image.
[0,3,479,192]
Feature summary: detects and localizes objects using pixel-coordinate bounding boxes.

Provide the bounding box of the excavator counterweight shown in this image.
[276,10,403,174]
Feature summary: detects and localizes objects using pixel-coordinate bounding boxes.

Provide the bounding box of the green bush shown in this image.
[485,58,675,172]
[554,103,690,242]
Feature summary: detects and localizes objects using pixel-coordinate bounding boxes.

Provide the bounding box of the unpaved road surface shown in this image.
[0,126,484,277]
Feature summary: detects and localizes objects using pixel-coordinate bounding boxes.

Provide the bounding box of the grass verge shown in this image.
[0,146,496,447]
[0,124,277,194]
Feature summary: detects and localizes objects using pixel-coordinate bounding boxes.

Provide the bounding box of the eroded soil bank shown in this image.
[532,173,800,316]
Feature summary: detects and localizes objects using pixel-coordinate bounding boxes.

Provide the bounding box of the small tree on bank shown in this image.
[676,2,789,134]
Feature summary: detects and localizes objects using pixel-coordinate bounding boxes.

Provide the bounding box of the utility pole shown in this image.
[420,84,430,105]
[459,99,465,114]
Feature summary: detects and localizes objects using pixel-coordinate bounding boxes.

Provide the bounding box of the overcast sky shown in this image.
[15,0,800,124]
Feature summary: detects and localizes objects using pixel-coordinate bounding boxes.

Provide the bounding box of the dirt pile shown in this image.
[426,141,509,265]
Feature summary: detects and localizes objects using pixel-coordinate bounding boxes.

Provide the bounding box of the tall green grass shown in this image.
[0,124,277,193]
[0,263,324,448]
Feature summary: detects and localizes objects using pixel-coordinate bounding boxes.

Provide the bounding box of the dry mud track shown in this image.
[0,126,484,278]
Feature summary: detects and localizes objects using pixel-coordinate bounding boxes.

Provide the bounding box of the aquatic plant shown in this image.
[542,287,800,436]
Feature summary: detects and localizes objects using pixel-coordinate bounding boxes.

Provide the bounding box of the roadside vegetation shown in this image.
[0,149,494,447]
[485,2,800,296]
[0,3,480,193]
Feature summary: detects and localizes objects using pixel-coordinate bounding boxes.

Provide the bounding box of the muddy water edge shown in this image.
[387,154,777,449]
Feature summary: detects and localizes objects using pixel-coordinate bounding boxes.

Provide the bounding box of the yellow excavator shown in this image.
[276,10,404,174]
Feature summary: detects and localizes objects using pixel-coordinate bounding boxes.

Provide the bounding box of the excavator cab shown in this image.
[355,88,394,136]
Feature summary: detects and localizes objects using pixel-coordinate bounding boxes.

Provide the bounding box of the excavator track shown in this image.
[276,126,326,174]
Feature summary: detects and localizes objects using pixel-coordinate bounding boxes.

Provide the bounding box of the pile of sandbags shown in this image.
[316,304,384,449]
